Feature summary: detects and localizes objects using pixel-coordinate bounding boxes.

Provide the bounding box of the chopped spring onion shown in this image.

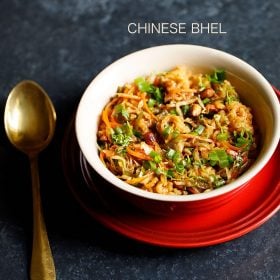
[170,108,178,115]
[162,125,172,137]
[203,98,211,104]
[147,98,156,107]
[135,77,164,103]
[194,125,205,135]
[166,148,176,159]
[149,151,162,163]
[216,132,228,141]
[208,149,233,168]
[175,160,187,173]
[166,169,175,178]
[143,160,157,171]
[181,104,189,116]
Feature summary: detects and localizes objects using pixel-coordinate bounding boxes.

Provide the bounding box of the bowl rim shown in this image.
[75,44,280,202]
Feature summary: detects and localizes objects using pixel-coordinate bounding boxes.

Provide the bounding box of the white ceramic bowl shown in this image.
[75,44,280,214]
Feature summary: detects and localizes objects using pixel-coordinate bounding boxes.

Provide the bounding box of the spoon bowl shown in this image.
[4,80,56,280]
[4,80,56,155]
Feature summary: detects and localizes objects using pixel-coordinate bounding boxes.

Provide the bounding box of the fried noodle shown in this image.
[97,67,258,195]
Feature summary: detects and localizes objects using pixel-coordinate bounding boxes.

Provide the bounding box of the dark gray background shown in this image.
[0,0,279,279]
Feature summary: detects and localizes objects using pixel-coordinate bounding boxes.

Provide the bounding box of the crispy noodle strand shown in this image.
[97,67,258,195]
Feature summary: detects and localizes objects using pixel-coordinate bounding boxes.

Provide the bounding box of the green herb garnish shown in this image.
[170,108,178,115]
[181,105,189,117]
[175,160,186,174]
[134,77,152,92]
[166,149,183,166]
[202,98,210,104]
[234,130,253,150]
[216,132,228,141]
[143,160,157,171]
[111,125,133,146]
[166,148,176,159]
[194,125,205,135]
[209,69,226,83]
[149,151,162,163]
[162,125,172,137]
[166,169,175,178]
[115,104,129,121]
[133,129,142,138]
[135,77,164,103]
[208,149,233,168]
[147,98,156,107]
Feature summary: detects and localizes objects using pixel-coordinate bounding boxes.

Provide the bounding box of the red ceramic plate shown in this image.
[62,88,280,248]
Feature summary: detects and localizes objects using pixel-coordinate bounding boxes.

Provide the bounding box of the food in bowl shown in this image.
[76,45,280,214]
[97,66,258,195]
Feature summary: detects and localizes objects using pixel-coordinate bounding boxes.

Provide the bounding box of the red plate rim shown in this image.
[62,86,280,248]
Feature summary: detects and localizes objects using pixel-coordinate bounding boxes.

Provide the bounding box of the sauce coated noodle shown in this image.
[97,67,258,195]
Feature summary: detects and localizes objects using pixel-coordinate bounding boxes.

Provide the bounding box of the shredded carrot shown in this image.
[220,141,242,151]
[97,67,258,195]
[99,151,105,164]
[127,146,152,160]
[117,93,141,100]
[101,98,122,137]
[140,93,157,120]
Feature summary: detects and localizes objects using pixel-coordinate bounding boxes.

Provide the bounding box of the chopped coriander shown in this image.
[236,136,248,146]
[209,69,226,83]
[234,155,243,168]
[212,176,226,188]
[151,86,164,103]
[234,130,253,150]
[135,77,164,103]
[115,104,129,120]
[134,77,152,92]
[111,126,132,146]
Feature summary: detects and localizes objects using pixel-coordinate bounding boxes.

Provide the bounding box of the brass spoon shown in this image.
[4,80,56,280]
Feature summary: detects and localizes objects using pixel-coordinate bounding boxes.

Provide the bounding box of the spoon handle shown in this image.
[29,156,56,280]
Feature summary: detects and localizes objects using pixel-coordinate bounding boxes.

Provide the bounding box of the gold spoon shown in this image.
[4,80,56,280]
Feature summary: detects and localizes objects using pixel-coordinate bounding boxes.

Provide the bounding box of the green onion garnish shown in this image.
[208,149,233,168]
[216,132,228,141]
